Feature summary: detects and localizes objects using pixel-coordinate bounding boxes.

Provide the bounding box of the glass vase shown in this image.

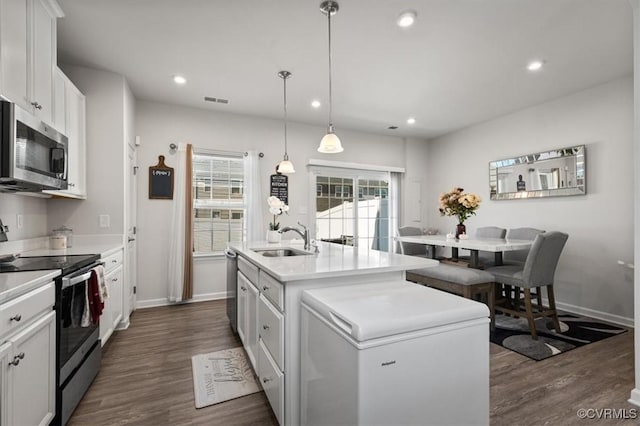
[455,223,466,239]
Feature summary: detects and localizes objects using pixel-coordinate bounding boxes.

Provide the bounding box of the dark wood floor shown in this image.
[69,300,635,426]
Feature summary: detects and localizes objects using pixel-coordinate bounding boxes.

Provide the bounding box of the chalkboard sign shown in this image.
[270,174,288,205]
[149,155,174,199]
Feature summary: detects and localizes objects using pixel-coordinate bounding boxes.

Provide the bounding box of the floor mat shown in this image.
[490,313,627,361]
[191,347,261,408]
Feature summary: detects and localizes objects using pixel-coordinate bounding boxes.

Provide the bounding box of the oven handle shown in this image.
[62,271,93,289]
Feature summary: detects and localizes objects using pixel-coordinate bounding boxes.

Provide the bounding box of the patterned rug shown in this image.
[191,347,261,408]
[490,313,627,361]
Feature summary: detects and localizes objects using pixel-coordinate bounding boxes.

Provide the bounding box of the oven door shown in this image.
[59,265,100,384]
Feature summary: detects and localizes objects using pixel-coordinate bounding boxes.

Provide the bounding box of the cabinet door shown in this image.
[52,67,66,133]
[0,0,29,108]
[108,265,123,330]
[245,279,259,370]
[0,342,11,426]
[7,310,56,426]
[44,77,87,199]
[30,0,55,124]
[99,292,112,345]
[237,272,249,345]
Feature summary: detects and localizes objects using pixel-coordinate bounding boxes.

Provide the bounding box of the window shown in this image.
[312,167,398,252]
[193,153,245,254]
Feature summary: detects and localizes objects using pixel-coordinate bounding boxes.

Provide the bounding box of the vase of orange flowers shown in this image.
[438,187,482,238]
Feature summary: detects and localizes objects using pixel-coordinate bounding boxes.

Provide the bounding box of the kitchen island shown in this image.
[228,241,438,426]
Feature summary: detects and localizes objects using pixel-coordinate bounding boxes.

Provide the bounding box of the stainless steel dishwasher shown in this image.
[225,248,238,333]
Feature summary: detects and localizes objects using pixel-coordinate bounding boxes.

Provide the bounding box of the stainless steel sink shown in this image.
[253,248,312,257]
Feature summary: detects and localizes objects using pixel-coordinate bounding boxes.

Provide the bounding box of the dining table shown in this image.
[395,234,534,269]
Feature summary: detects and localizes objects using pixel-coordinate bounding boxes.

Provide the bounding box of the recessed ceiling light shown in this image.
[173,75,187,85]
[311,100,321,108]
[526,60,545,72]
[407,117,416,125]
[397,10,417,28]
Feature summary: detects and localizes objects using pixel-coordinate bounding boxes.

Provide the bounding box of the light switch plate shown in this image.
[16,214,23,229]
[99,214,110,228]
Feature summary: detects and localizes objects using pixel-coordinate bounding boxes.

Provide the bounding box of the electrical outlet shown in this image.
[16,214,23,229]
[99,214,110,228]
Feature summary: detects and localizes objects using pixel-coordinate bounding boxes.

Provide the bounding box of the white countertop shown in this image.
[23,242,123,258]
[0,270,60,303]
[229,241,438,282]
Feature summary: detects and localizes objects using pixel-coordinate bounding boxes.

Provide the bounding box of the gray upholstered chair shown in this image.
[503,227,545,265]
[396,226,428,257]
[486,231,569,339]
[460,226,506,267]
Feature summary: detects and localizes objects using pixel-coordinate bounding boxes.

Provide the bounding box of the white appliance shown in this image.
[301,281,490,426]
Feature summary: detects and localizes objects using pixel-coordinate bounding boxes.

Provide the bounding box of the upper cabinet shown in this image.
[0,0,63,127]
[43,68,87,199]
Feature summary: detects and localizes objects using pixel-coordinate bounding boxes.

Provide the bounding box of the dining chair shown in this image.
[459,226,506,267]
[486,231,569,339]
[503,227,545,265]
[396,226,429,257]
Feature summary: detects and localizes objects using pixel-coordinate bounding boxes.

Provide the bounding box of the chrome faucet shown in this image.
[279,222,311,251]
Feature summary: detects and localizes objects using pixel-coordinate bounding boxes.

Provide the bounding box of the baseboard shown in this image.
[542,298,634,328]
[629,389,640,407]
[136,291,230,309]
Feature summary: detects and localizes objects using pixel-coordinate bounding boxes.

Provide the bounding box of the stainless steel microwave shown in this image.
[0,100,68,192]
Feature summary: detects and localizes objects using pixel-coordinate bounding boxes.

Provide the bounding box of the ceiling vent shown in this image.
[204,96,229,104]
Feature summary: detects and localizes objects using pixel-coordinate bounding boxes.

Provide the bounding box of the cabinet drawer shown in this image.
[0,282,54,339]
[238,256,259,285]
[258,339,284,426]
[258,294,284,371]
[103,249,123,273]
[259,271,283,311]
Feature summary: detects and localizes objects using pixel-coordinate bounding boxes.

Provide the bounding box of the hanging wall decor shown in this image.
[149,155,174,199]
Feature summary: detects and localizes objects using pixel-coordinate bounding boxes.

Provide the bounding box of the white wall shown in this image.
[426,76,634,323]
[0,193,48,240]
[47,65,127,235]
[134,100,417,306]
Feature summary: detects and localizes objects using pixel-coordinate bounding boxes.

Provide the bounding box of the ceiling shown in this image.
[56,0,633,140]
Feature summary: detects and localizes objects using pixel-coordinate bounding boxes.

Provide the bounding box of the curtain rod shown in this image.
[169,143,263,158]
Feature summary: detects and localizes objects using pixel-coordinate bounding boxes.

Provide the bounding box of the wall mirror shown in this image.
[489,145,585,200]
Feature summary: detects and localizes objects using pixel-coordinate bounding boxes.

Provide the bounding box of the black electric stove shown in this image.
[0,254,100,274]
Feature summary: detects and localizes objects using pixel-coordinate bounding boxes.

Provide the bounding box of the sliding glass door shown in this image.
[312,167,397,252]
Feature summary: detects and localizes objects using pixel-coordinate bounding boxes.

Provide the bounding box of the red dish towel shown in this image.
[88,269,104,324]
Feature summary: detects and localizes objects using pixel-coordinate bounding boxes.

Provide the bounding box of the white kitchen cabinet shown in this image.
[0,0,29,108]
[52,67,65,133]
[237,270,259,371]
[0,342,10,426]
[0,279,56,426]
[44,68,87,199]
[6,310,56,426]
[100,249,124,345]
[0,0,62,124]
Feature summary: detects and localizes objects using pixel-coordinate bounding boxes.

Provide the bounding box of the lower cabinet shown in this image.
[237,271,258,369]
[237,258,286,424]
[100,249,125,346]
[4,311,56,426]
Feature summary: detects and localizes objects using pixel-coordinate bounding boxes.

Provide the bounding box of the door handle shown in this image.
[128,237,136,243]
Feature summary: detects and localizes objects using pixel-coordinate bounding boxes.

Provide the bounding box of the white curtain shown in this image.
[168,143,188,302]
[244,151,264,242]
[390,172,401,253]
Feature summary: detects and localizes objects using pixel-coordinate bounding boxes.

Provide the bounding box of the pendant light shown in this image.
[277,70,295,174]
[318,0,344,153]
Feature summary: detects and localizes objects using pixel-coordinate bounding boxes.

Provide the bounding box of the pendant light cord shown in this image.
[327,7,333,128]
[283,74,288,158]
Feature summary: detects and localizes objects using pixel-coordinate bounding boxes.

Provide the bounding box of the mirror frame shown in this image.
[489,145,586,200]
